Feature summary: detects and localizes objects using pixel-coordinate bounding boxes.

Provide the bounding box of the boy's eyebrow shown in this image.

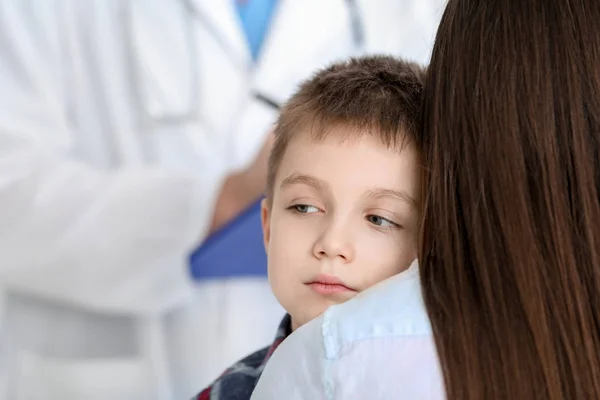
[280,173,329,192]
[281,174,416,207]
[365,188,418,208]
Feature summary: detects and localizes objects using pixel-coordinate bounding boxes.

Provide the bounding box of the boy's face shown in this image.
[261,129,420,330]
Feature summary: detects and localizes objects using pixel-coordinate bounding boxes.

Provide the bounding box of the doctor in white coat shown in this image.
[0,0,445,399]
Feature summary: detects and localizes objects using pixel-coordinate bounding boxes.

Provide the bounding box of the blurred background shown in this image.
[0,0,445,399]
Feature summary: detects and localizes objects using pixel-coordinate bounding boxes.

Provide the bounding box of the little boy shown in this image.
[194,55,424,400]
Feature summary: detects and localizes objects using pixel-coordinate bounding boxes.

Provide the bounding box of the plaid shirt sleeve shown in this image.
[193,314,292,400]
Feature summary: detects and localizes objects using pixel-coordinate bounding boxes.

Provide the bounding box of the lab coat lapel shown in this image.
[252,0,354,102]
[187,0,251,68]
[127,0,253,122]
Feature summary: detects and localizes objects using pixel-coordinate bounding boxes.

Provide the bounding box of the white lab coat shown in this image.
[0,0,445,399]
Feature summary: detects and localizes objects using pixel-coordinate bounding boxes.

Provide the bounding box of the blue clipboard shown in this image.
[189,198,268,280]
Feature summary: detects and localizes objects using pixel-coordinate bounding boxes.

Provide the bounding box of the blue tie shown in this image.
[235,0,279,61]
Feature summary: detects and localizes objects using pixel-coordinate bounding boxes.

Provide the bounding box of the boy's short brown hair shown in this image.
[266,55,425,199]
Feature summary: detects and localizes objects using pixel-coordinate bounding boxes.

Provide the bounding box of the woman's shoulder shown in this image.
[322,259,432,359]
[251,260,445,400]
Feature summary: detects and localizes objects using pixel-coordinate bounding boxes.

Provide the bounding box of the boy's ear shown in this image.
[260,198,271,251]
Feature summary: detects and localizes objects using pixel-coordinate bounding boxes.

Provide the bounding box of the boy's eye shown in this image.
[366,214,399,228]
[290,204,320,214]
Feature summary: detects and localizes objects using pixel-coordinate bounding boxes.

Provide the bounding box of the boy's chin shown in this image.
[290,305,335,331]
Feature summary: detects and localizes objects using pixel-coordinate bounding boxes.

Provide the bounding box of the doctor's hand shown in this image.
[208,131,274,234]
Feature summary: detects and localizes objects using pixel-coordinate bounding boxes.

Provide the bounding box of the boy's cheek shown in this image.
[267,223,315,278]
[272,212,316,240]
[356,238,417,288]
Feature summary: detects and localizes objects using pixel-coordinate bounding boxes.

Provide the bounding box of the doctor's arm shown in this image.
[0,0,264,314]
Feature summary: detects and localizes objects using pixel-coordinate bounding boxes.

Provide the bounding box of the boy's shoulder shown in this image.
[194,346,270,400]
[193,314,292,400]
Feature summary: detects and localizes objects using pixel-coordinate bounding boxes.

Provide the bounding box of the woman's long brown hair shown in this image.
[419,0,600,398]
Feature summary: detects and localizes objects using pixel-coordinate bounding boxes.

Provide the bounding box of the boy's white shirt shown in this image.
[251,259,446,400]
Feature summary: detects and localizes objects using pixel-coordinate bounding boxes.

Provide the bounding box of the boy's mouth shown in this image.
[305,274,357,295]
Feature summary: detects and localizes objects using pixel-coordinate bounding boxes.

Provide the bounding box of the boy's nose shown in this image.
[312,220,355,263]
